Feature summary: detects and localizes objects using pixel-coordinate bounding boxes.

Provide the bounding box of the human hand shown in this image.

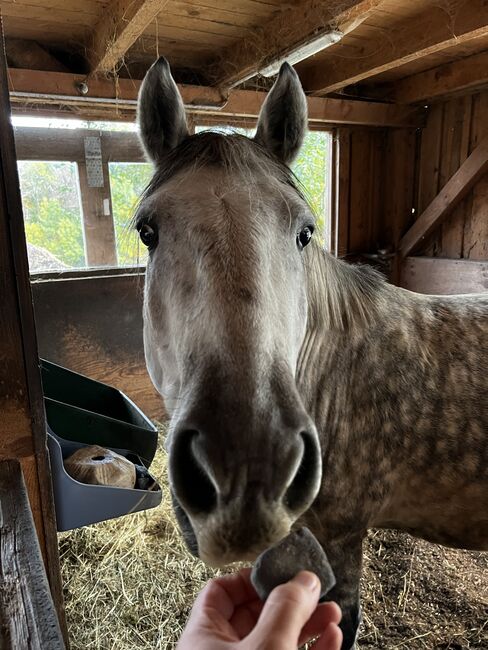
[176,568,342,650]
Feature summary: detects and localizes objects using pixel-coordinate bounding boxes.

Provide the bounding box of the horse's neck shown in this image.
[302,243,389,333]
[297,245,418,429]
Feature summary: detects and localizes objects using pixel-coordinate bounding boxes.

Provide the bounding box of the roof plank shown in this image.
[208,0,383,89]
[387,50,488,105]
[300,0,488,95]
[87,0,168,74]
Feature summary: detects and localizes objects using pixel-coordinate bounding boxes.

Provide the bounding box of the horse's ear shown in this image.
[138,57,189,165]
[254,62,308,165]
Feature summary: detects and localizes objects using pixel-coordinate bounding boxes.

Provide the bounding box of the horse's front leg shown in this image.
[319,533,364,650]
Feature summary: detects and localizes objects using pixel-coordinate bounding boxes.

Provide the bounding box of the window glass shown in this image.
[17,161,85,272]
[292,131,331,243]
[109,162,153,266]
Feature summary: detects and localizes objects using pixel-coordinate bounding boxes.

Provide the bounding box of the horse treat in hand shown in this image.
[64,445,136,488]
[251,527,336,601]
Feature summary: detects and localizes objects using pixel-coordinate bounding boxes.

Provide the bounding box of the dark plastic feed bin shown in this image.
[42,359,162,531]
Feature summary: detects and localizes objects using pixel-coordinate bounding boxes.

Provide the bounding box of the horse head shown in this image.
[137,58,321,565]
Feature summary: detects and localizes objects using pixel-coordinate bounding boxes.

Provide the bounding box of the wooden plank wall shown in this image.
[416,90,488,260]
[31,273,166,423]
[0,21,67,639]
[336,127,417,260]
[400,257,488,294]
[339,94,488,293]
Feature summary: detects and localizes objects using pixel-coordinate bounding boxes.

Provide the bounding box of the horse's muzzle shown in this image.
[168,423,322,564]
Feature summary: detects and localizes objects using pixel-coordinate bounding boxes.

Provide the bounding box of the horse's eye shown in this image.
[138,222,158,249]
[297,226,314,250]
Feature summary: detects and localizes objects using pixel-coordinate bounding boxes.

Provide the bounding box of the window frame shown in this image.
[14,126,149,275]
[15,123,337,278]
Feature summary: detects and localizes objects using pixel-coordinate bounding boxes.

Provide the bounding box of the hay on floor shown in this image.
[60,442,488,649]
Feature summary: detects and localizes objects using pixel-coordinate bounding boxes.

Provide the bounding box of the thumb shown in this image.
[247,571,321,649]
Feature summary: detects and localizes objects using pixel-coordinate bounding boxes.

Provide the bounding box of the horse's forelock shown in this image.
[140,131,307,203]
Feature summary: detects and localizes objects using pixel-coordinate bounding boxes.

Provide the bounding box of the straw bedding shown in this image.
[60,434,487,649]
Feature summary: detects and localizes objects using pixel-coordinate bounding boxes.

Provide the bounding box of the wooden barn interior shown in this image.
[0,0,487,646]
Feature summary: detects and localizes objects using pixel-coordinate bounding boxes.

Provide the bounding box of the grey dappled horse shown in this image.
[136,58,488,648]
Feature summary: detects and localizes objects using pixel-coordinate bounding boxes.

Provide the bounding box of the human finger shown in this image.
[310,622,343,650]
[297,601,342,645]
[247,571,321,648]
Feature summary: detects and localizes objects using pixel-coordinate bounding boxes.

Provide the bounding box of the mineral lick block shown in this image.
[251,527,336,601]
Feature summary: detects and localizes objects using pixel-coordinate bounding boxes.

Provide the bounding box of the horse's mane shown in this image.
[305,243,386,331]
[140,130,386,332]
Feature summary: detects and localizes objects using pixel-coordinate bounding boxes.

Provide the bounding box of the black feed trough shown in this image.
[42,359,162,531]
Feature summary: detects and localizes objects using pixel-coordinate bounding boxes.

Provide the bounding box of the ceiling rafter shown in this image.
[299,0,488,95]
[208,0,383,90]
[87,0,168,75]
[6,68,426,128]
[383,50,488,105]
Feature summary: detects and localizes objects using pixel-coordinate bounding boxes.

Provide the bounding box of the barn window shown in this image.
[292,131,332,249]
[108,162,153,266]
[17,160,86,272]
[14,119,333,275]
[13,118,151,274]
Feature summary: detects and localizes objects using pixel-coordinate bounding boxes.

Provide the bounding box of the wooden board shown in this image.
[463,91,488,260]
[400,256,488,294]
[14,128,146,163]
[31,272,166,422]
[7,69,427,128]
[0,460,65,650]
[0,19,67,639]
[88,0,168,73]
[399,135,488,258]
[412,88,488,260]
[335,129,351,258]
[298,0,488,95]
[207,0,382,88]
[387,50,488,105]
[331,125,416,276]
[382,127,417,279]
[77,160,118,266]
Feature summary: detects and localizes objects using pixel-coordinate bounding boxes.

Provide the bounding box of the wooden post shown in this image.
[0,18,68,642]
[77,157,118,267]
[335,129,351,258]
[0,460,65,649]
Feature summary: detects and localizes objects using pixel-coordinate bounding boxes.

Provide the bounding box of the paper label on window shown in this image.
[84,136,104,188]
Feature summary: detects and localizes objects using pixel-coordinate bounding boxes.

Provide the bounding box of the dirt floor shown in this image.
[59,444,488,649]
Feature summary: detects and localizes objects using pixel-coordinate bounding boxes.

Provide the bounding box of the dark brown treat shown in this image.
[251,527,336,601]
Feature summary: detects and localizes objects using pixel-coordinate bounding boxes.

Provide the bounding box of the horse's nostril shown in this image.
[284,431,321,513]
[170,430,217,514]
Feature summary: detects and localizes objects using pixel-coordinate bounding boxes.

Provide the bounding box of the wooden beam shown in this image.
[300,0,488,95]
[399,135,488,257]
[0,460,65,650]
[87,0,168,74]
[0,27,67,640]
[5,39,67,72]
[7,69,426,128]
[400,257,488,295]
[14,127,146,163]
[208,0,382,89]
[386,50,488,105]
[77,159,118,267]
